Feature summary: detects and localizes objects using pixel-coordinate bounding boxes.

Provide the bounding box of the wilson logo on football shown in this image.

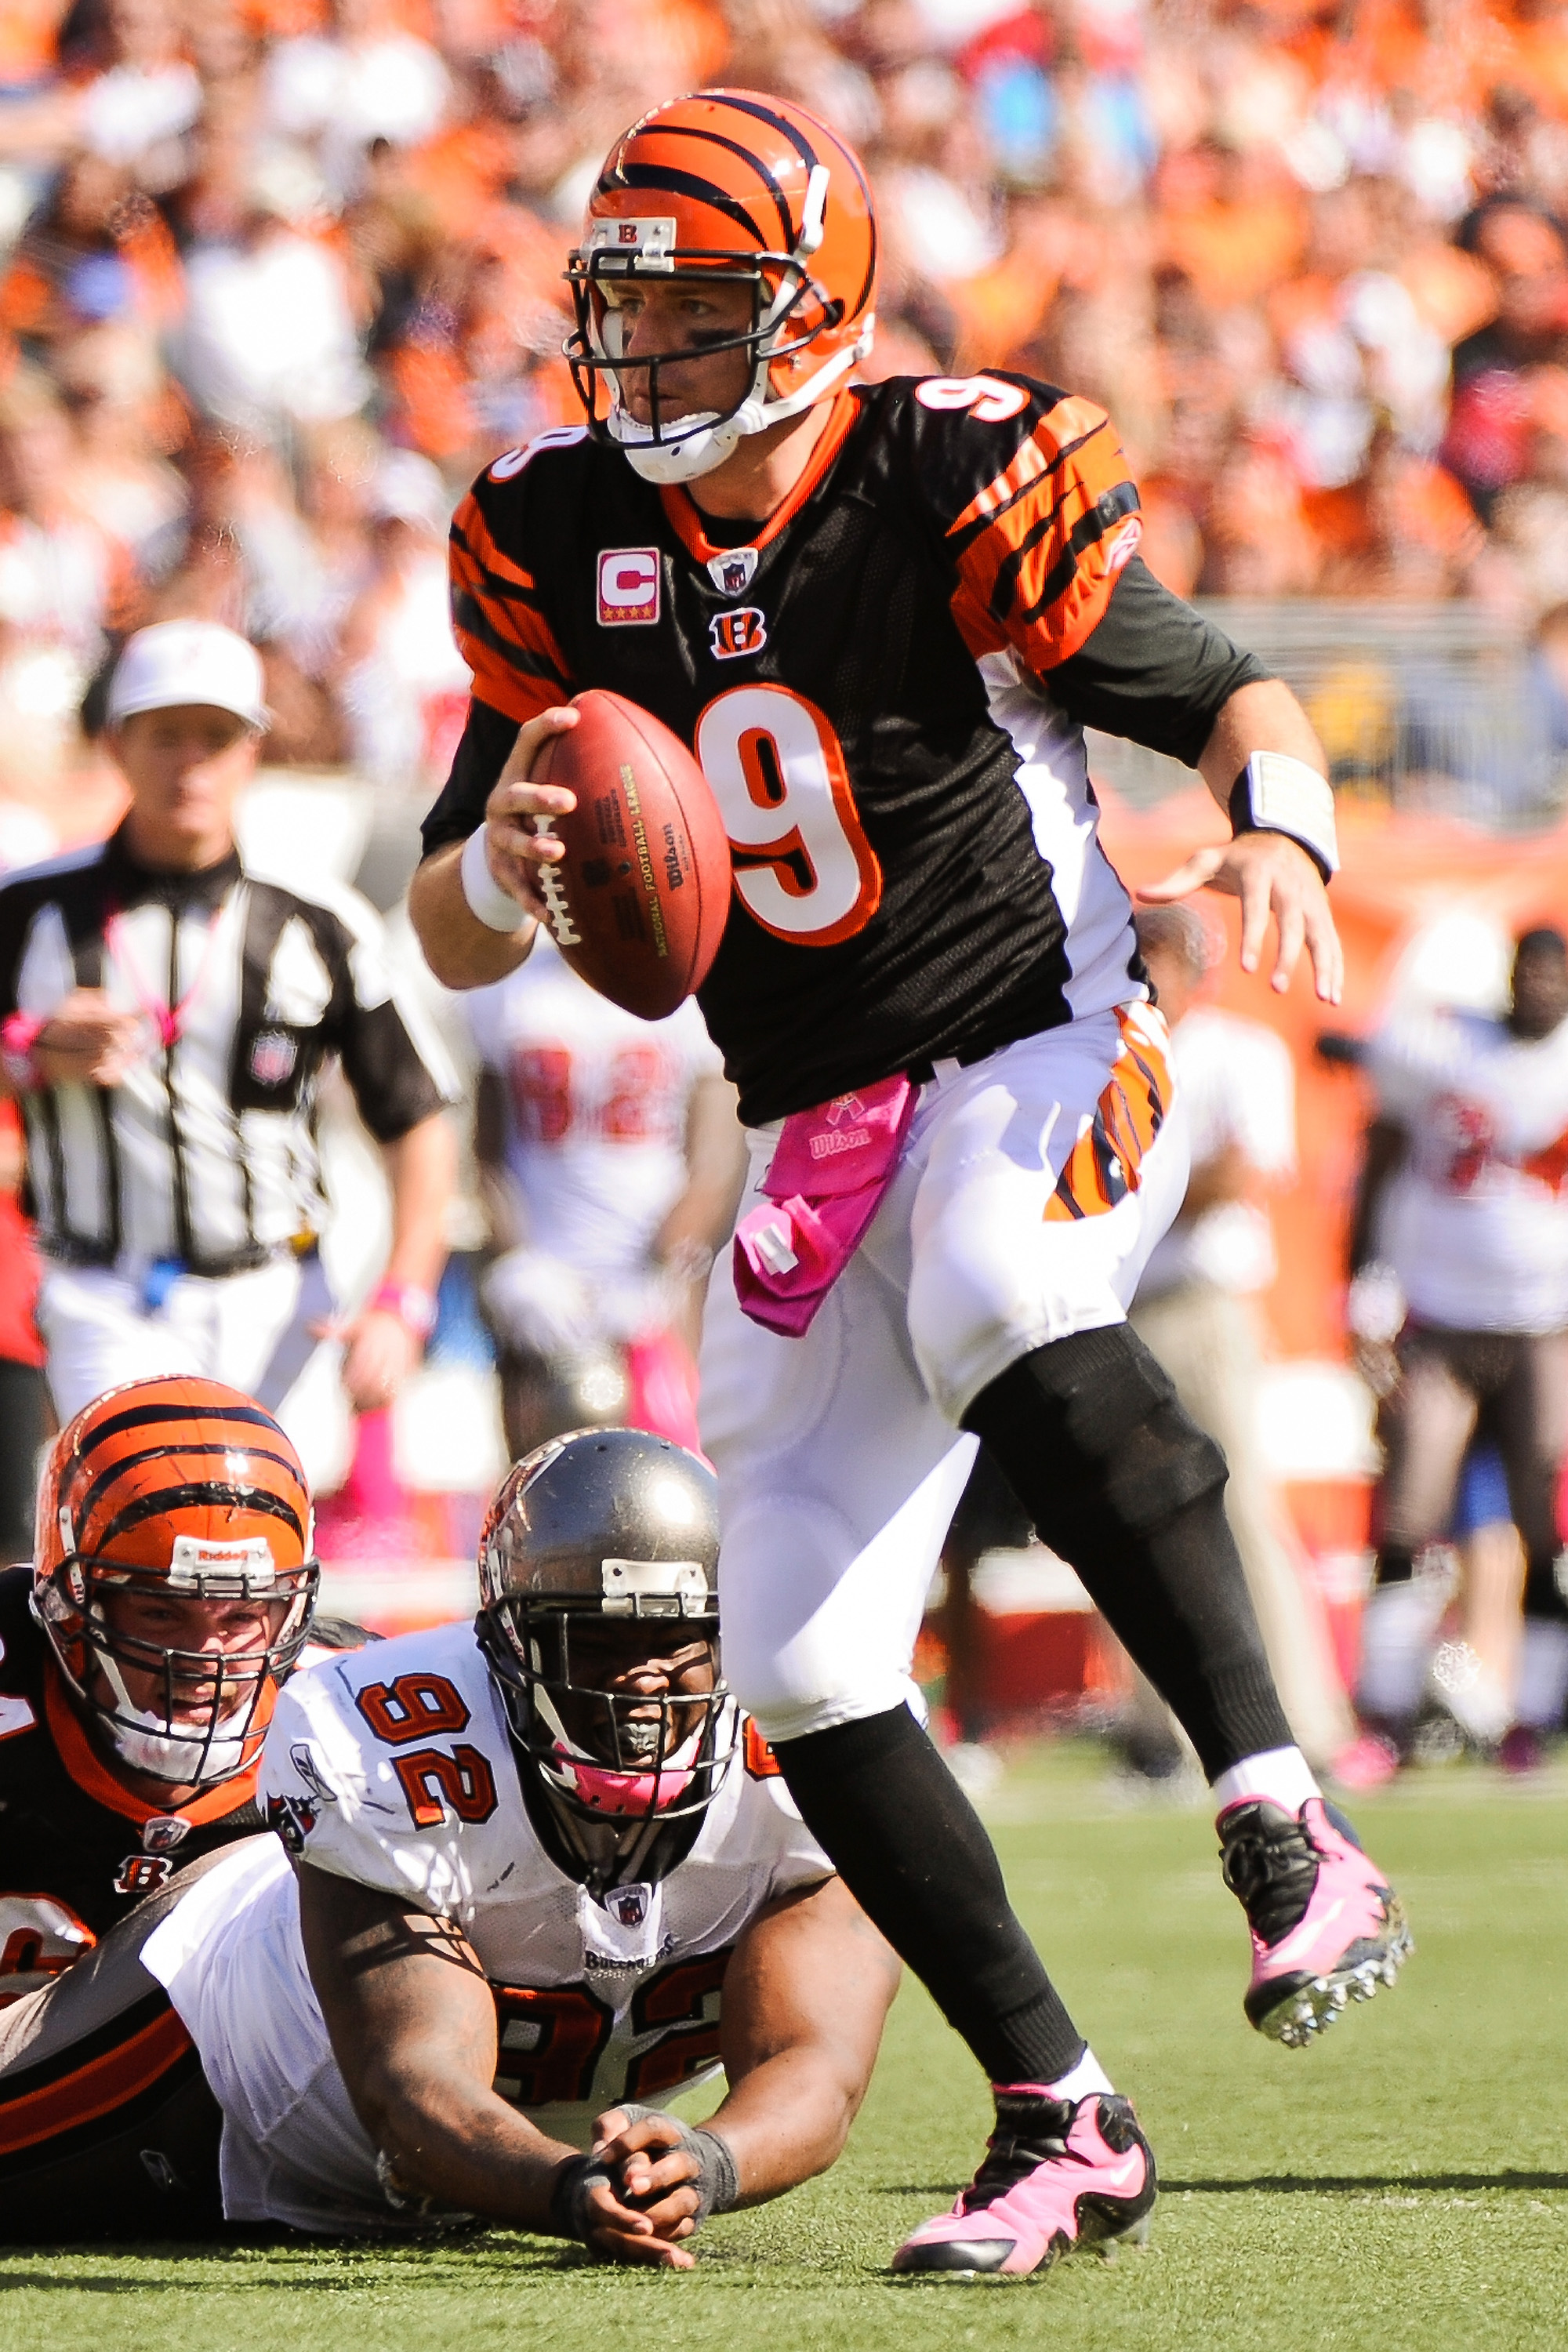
[597,547,660,626]
[709,608,768,660]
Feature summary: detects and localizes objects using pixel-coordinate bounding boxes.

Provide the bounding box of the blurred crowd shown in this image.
[0,0,1566,825]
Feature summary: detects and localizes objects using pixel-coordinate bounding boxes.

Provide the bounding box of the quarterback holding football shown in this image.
[409,89,1408,2276]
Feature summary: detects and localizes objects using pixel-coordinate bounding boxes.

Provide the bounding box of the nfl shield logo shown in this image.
[249,1029,297,1087]
[142,1815,191,1856]
[706,546,759,597]
[608,1884,650,1929]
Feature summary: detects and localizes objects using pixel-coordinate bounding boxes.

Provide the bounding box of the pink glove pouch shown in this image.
[732,1074,918,1338]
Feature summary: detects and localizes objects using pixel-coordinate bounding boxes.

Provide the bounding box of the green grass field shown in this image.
[6,1745,1566,2352]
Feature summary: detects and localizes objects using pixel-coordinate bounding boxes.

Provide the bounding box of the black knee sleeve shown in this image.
[968,1322,1228,1541]
[964,1327,1293,1778]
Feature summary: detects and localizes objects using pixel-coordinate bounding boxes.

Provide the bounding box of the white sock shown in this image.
[1356,1576,1446,1722]
[1515,1619,1568,1730]
[1034,2048,1115,2103]
[1210,1744,1320,1816]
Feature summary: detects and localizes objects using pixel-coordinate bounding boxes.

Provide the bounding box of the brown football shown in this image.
[529,690,733,1021]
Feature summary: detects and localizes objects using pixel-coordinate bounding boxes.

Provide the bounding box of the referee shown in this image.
[0,619,458,1431]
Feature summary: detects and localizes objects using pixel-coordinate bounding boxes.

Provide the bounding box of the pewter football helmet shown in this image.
[474,1428,734,1824]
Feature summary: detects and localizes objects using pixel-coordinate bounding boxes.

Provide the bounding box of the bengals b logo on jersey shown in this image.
[709,608,768,660]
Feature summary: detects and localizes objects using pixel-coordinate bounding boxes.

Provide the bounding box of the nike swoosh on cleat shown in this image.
[1265,1895,1348,1969]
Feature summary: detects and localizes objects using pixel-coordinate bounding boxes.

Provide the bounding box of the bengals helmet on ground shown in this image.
[33,1377,319,1787]
[475,1427,736,1826]
[564,87,878,483]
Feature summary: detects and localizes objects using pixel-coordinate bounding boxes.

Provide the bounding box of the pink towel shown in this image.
[733,1075,917,1337]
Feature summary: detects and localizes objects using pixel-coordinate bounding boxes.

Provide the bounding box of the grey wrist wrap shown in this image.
[550,2107,739,2247]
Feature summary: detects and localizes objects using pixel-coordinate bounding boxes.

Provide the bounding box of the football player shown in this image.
[0,1374,352,2006]
[0,1429,902,2256]
[408,93,1406,2276]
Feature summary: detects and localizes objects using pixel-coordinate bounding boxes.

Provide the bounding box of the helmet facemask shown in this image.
[35,1530,318,1788]
[479,1562,737,1828]
[564,174,868,485]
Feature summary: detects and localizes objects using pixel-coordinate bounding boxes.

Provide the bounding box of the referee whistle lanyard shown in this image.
[104,902,225,1054]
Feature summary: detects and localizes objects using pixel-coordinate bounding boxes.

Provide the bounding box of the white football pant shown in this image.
[700,1005,1189,1743]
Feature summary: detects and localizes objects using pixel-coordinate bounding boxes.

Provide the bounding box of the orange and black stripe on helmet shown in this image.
[565,89,877,477]
[34,1376,318,1789]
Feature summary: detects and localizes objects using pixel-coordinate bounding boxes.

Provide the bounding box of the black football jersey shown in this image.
[0,1566,364,2001]
[424,375,1265,1125]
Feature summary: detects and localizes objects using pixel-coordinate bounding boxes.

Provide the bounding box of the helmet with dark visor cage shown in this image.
[475,1427,735,1828]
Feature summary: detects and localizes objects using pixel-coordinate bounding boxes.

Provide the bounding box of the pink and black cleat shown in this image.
[891,2089,1156,2278]
[1219,1795,1413,2049]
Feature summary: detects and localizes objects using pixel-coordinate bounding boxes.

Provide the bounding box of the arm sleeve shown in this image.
[1047,558,1272,765]
[931,384,1145,674]
[419,695,523,859]
[260,1669,452,1913]
[447,485,574,725]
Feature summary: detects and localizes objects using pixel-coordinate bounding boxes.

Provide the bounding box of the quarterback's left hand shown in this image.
[1138,830,1343,1004]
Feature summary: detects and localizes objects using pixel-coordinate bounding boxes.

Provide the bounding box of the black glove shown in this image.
[550,2106,739,2248]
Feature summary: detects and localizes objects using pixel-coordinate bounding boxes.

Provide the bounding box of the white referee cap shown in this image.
[107,621,270,732]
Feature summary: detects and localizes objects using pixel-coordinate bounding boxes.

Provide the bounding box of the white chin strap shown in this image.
[607,335,869,485]
[96,1647,257,1784]
[103,1708,252,1785]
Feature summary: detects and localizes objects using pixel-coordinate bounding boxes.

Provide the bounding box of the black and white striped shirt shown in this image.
[0,824,457,1274]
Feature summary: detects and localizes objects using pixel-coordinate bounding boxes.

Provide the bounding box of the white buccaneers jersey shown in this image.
[1371,1005,1568,1332]
[463,933,723,1283]
[142,1618,829,2232]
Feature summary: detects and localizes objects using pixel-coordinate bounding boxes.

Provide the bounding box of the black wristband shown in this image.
[548,2111,740,2248]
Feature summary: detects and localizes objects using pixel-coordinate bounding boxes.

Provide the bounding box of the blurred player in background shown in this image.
[1127,906,1352,1777]
[411,92,1406,2278]
[466,929,743,1458]
[1348,924,1568,1773]
[0,619,459,1448]
[0,1431,897,2252]
[0,1377,360,2022]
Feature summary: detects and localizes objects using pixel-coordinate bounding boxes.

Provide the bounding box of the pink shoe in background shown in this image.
[1330,1732,1402,1791]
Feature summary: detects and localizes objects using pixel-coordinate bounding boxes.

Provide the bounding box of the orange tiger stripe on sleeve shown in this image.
[448,491,574,726]
[1045,1007,1171,1223]
[953,408,1141,673]
[944,395,1113,540]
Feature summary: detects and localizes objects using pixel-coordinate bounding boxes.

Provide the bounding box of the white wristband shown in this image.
[1231,752,1339,880]
[460,825,529,934]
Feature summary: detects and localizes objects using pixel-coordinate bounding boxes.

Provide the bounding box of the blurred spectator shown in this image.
[0,0,1555,808]
[1127,904,1353,1774]
[1347,925,1568,1778]
[466,931,744,1461]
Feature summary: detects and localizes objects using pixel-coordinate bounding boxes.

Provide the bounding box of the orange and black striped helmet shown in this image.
[34,1376,318,1788]
[565,88,877,484]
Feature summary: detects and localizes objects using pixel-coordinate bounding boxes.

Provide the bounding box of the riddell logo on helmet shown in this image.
[597,548,660,626]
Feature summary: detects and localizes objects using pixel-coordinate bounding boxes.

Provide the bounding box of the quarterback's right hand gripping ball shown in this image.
[530,689,732,1020]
